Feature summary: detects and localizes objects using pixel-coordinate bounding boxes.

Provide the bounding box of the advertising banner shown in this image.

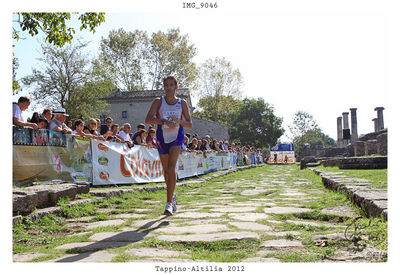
[268,151,296,164]
[71,136,93,183]
[91,139,164,185]
[177,152,205,179]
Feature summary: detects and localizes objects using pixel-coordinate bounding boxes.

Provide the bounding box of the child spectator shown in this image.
[132,123,146,144]
[29,112,39,123]
[100,117,114,138]
[107,124,123,143]
[42,109,53,122]
[146,128,157,148]
[37,115,49,129]
[134,129,148,146]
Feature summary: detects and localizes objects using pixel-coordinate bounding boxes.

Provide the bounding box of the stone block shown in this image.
[13,191,38,214]
[75,182,90,194]
[354,141,365,156]
[377,133,387,155]
[48,184,78,205]
[365,140,378,155]
[23,185,50,208]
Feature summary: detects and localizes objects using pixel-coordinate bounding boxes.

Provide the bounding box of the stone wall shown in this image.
[298,145,353,160]
[353,129,387,156]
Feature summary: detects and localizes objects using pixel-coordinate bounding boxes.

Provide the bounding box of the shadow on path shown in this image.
[54,216,170,262]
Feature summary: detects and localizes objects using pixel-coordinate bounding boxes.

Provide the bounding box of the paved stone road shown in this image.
[13,165,387,263]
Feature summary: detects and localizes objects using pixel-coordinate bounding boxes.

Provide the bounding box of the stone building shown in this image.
[101,89,229,141]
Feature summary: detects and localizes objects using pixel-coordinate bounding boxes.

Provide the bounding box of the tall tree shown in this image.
[194,57,243,123]
[198,57,243,99]
[97,28,149,91]
[13,13,105,48]
[229,98,284,148]
[22,40,91,109]
[289,111,336,151]
[148,28,198,90]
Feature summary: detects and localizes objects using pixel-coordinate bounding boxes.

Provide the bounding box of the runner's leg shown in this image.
[159,154,170,199]
[165,145,181,203]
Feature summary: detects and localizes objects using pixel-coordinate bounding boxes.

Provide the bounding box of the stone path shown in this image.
[13,165,387,263]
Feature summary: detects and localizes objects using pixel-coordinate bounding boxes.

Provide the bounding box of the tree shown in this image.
[194,57,243,124]
[289,111,336,151]
[13,12,105,48]
[193,95,242,125]
[12,57,21,94]
[97,29,149,91]
[229,98,284,148]
[22,40,91,109]
[197,57,243,99]
[148,28,198,90]
[22,40,115,119]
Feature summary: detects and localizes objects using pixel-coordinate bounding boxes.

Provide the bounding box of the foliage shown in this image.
[13,12,105,48]
[197,57,243,99]
[193,95,242,125]
[12,57,21,94]
[193,57,244,125]
[148,28,198,90]
[229,97,284,148]
[289,111,336,151]
[98,28,149,91]
[22,40,114,118]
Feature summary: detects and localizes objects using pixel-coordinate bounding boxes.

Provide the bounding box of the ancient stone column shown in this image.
[337,117,343,148]
[374,107,385,130]
[350,108,358,144]
[342,112,350,145]
[372,118,378,132]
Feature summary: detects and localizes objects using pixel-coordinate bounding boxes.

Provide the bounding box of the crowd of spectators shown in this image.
[12,96,265,163]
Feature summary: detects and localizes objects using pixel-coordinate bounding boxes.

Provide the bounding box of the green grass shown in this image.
[317,166,387,187]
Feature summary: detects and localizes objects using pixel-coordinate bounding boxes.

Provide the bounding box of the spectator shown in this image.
[118,123,134,147]
[107,124,123,143]
[12,96,38,129]
[188,137,198,151]
[72,119,90,138]
[37,115,49,129]
[196,139,203,150]
[86,118,105,140]
[48,108,72,134]
[200,139,209,151]
[134,129,148,146]
[42,109,53,122]
[146,128,157,148]
[218,140,225,151]
[210,139,218,151]
[182,135,189,151]
[30,112,39,123]
[96,118,101,132]
[100,117,114,138]
[132,123,146,144]
[223,140,229,151]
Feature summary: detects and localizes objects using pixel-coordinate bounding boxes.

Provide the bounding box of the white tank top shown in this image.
[158,96,183,143]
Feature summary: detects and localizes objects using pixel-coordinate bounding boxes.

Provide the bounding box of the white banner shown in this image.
[91,140,164,185]
[91,139,239,185]
[268,151,296,164]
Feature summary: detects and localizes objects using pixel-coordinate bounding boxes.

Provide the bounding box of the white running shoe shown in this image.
[172,194,178,213]
[164,202,173,216]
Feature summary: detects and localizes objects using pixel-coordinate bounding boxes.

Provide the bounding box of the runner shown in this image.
[145,76,192,216]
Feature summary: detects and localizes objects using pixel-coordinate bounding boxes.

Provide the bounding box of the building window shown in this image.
[122,111,127,119]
